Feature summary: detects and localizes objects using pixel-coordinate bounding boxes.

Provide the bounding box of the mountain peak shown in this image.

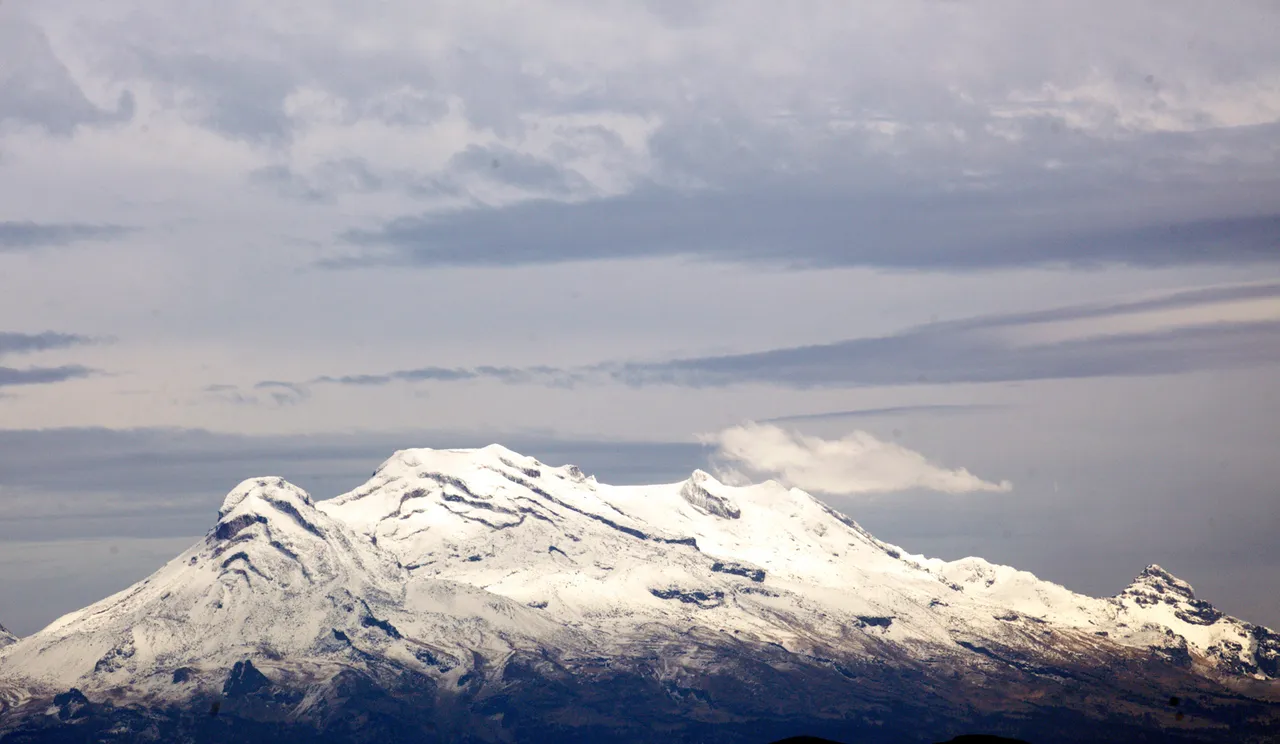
[377,443,538,466]
[218,477,313,520]
[1127,564,1197,599]
[1118,563,1231,628]
[213,477,324,547]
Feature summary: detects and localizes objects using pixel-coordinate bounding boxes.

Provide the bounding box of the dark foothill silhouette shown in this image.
[768,736,1031,744]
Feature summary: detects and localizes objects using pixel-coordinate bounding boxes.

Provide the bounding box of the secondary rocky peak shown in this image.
[222,659,272,697]
[1126,564,1197,600]
[0,622,15,647]
[1120,564,1227,627]
[680,469,741,519]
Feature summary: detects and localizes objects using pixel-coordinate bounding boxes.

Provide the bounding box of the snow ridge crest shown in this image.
[218,477,314,520]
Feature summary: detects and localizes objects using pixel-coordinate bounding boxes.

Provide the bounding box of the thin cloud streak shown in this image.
[612,320,1280,389]
[0,222,132,252]
[761,404,1009,424]
[336,185,1280,271]
[0,331,94,357]
[0,365,96,387]
[233,283,1280,399]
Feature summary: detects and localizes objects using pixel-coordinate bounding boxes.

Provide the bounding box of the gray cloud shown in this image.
[305,365,581,388]
[0,222,132,252]
[128,50,297,144]
[113,22,461,144]
[212,365,583,404]
[447,144,587,193]
[925,282,1280,332]
[252,381,310,406]
[252,147,584,205]
[19,0,1265,272]
[314,367,480,385]
[250,159,389,203]
[0,18,134,134]
[337,180,1280,271]
[267,283,1280,394]
[0,331,93,357]
[615,320,1280,389]
[762,404,1009,424]
[204,381,311,408]
[0,332,104,389]
[607,283,1280,388]
[0,365,96,387]
[6,1,1276,274]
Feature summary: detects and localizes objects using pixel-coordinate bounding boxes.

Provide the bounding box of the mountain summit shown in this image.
[1,446,1277,742]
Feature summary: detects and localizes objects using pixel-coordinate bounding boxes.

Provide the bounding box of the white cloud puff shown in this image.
[704,422,1012,495]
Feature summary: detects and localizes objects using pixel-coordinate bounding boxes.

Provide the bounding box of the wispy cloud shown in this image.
[314,365,582,387]
[0,222,132,252]
[0,365,96,388]
[204,381,310,407]
[0,331,94,357]
[761,404,1008,424]
[230,283,1280,400]
[314,367,482,385]
[0,332,106,389]
[703,422,1011,495]
[252,381,310,406]
[207,365,583,407]
[610,284,1280,389]
[336,187,1280,272]
[613,320,1280,389]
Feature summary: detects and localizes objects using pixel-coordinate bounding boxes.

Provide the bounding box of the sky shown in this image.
[1,0,1278,636]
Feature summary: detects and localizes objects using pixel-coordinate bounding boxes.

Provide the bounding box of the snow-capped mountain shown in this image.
[1,445,1278,743]
[0,475,560,696]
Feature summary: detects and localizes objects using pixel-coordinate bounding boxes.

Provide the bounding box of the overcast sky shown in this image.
[2,0,1278,636]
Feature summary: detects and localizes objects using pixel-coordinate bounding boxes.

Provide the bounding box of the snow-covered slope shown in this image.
[2,445,1277,743]
[0,474,567,705]
[0,624,15,648]
[318,445,1278,682]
